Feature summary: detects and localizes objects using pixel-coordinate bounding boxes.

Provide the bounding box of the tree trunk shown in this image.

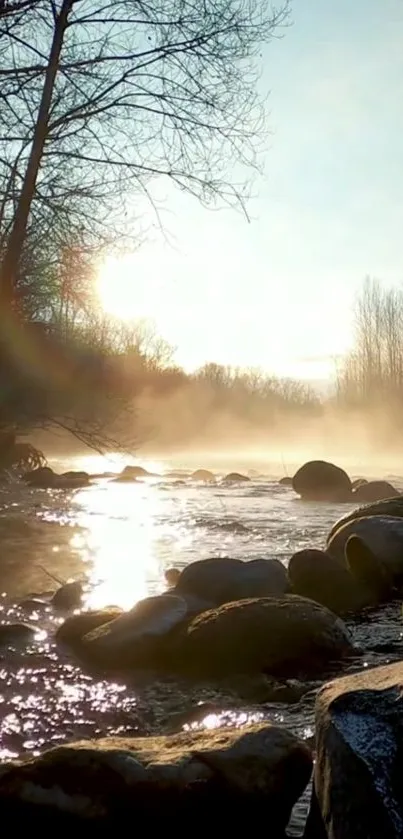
[0,0,73,314]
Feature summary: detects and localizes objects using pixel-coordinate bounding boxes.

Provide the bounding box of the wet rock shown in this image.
[174,557,289,605]
[305,661,403,839]
[120,465,157,479]
[345,535,393,603]
[0,723,312,831]
[219,558,290,602]
[279,476,293,487]
[222,472,251,483]
[55,608,123,651]
[82,594,188,668]
[328,497,403,540]
[165,567,181,587]
[175,557,244,602]
[23,466,56,487]
[353,479,399,503]
[56,471,91,488]
[0,622,38,645]
[327,515,403,590]
[22,467,90,489]
[288,548,371,616]
[351,478,368,489]
[172,595,356,680]
[292,460,352,502]
[52,581,84,612]
[191,469,215,482]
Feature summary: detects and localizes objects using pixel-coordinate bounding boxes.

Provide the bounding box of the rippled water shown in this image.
[0,453,402,834]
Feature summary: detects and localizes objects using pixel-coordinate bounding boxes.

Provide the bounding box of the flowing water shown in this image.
[0,453,402,834]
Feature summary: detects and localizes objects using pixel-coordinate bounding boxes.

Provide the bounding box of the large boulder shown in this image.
[0,724,312,831]
[56,607,123,650]
[305,661,403,839]
[353,480,399,503]
[327,515,403,590]
[328,496,403,540]
[172,595,356,680]
[174,557,290,605]
[292,461,352,502]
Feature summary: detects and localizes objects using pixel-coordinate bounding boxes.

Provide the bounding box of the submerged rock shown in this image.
[0,723,312,830]
[221,472,251,483]
[305,661,403,839]
[191,469,215,482]
[292,460,352,502]
[172,595,356,680]
[352,479,399,503]
[0,622,38,645]
[22,467,90,489]
[279,476,293,487]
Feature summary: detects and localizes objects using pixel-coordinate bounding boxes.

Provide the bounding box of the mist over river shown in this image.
[1,452,403,834]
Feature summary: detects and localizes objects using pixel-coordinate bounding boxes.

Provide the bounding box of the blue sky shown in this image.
[99,0,403,380]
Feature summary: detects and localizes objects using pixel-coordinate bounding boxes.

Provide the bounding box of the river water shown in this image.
[0,453,402,834]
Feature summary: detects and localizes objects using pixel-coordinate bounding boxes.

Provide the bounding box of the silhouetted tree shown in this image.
[0,0,289,312]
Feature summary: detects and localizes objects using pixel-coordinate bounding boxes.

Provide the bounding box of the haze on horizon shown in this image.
[96,0,403,383]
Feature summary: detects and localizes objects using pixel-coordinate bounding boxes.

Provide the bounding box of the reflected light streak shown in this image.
[73,483,164,610]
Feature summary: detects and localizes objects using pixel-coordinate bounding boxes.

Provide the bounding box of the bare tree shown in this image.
[0,0,289,311]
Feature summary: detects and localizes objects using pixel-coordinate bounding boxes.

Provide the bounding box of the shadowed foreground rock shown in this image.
[0,724,312,830]
[304,661,403,838]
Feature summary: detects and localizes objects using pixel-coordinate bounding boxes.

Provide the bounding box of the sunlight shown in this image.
[74,483,166,610]
[97,252,165,322]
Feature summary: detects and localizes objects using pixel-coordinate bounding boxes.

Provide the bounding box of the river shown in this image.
[0,453,402,834]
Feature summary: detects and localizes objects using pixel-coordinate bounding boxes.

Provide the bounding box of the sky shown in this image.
[98,0,403,381]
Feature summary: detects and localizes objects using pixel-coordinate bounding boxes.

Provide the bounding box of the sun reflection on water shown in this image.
[73,481,165,610]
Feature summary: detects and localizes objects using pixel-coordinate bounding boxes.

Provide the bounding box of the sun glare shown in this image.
[97,252,165,322]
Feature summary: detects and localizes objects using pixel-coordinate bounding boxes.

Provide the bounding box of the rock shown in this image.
[279,476,293,487]
[351,478,368,489]
[327,515,403,589]
[222,472,251,483]
[165,567,181,586]
[81,594,189,668]
[22,467,90,490]
[175,557,244,602]
[344,535,393,603]
[55,608,123,651]
[121,465,157,479]
[191,469,215,482]
[23,466,56,487]
[52,581,84,612]
[306,661,403,838]
[56,471,91,488]
[172,595,356,680]
[288,548,372,616]
[292,460,352,502]
[0,724,312,830]
[218,558,291,602]
[353,479,399,502]
[0,622,38,645]
[174,557,289,605]
[328,496,403,540]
